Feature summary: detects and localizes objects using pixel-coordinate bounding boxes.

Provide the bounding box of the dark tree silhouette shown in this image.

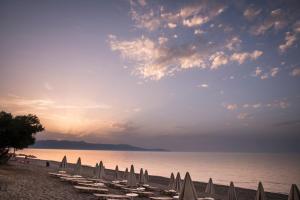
[0,111,44,164]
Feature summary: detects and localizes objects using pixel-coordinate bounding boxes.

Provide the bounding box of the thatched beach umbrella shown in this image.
[205,178,215,195]
[288,184,300,200]
[114,165,120,180]
[144,169,149,183]
[60,155,67,169]
[179,172,198,200]
[139,168,145,184]
[74,157,81,175]
[168,172,176,190]
[228,182,238,200]
[175,172,182,192]
[255,182,266,200]
[124,167,129,179]
[127,165,137,187]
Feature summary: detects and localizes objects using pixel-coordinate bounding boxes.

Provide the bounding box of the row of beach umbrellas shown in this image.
[60,156,149,187]
[59,156,300,200]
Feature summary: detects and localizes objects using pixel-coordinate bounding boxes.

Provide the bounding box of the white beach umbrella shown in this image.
[139,168,145,184]
[169,172,176,190]
[94,163,99,177]
[114,165,120,180]
[97,161,106,179]
[288,184,300,200]
[175,172,182,192]
[228,182,238,200]
[60,155,67,169]
[255,182,266,200]
[205,178,215,195]
[74,157,81,175]
[127,164,137,187]
[144,169,149,183]
[179,172,198,200]
[124,167,129,180]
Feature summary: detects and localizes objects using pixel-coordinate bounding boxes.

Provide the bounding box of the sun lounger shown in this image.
[137,191,155,197]
[74,186,109,193]
[162,189,177,196]
[150,197,173,200]
[77,182,106,188]
[93,193,131,200]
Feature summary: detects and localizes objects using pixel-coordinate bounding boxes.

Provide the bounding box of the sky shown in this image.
[0,0,300,152]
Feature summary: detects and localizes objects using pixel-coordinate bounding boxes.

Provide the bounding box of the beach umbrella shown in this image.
[255,182,266,200]
[124,167,129,180]
[93,163,99,177]
[114,165,120,180]
[127,164,137,187]
[139,168,145,184]
[60,155,67,169]
[228,182,238,200]
[168,172,176,190]
[144,169,149,183]
[175,172,182,192]
[74,157,81,175]
[179,172,198,200]
[97,161,106,179]
[288,184,300,200]
[205,178,215,195]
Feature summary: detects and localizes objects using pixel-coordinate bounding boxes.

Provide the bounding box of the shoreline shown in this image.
[0,157,288,200]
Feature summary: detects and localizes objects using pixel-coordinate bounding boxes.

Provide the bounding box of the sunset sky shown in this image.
[1,0,300,151]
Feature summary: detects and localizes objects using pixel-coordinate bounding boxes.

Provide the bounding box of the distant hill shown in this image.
[31,140,166,151]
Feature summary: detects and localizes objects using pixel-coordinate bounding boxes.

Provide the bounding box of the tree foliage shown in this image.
[0,111,44,164]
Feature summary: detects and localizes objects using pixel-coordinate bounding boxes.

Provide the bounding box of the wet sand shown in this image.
[0,158,288,200]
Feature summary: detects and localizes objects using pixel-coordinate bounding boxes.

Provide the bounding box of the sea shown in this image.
[19,148,300,194]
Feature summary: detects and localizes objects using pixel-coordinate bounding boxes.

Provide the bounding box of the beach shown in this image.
[0,157,288,200]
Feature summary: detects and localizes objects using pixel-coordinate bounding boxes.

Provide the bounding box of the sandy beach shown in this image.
[0,157,288,200]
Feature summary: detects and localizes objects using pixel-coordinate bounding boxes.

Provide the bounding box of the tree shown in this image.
[0,111,44,164]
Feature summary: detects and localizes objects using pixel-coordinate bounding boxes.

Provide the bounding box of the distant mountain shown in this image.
[31,140,167,151]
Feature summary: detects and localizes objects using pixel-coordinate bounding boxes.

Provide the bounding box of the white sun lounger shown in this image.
[150,197,173,200]
[93,193,130,199]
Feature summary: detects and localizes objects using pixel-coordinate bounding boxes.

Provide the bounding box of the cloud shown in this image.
[197,84,208,88]
[237,112,250,120]
[270,67,279,77]
[167,22,177,29]
[130,8,161,31]
[253,67,279,80]
[226,99,290,112]
[291,68,300,77]
[279,32,297,53]
[225,104,238,110]
[158,36,168,45]
[194,29,204,35]
[209,51,228,69]
[243,6,261,20]
[109,35,207,80]
[130,0,226,31]
[0,95,111,111]
[273,120,300,127]
[111,121,139,132]
[230,50,263,64]
[250,9,287,35]
[225,36,241,51]
[183,16,209,27]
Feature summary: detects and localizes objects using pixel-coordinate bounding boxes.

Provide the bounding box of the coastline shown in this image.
[0,157,288,200]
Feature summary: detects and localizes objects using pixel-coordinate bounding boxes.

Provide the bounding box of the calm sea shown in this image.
[19,148,300,194]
